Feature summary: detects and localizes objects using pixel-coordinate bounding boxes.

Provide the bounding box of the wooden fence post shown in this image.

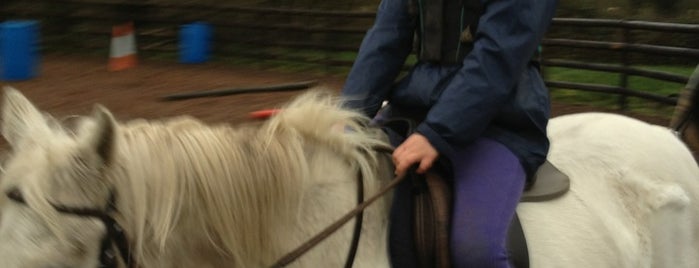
[618,25,630,110]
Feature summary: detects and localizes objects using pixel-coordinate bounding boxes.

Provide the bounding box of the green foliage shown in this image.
[546,65,696,117]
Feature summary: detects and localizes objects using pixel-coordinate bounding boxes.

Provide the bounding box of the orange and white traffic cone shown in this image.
[108,22,137,71]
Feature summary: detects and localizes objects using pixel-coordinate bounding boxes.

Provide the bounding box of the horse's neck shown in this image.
[106,123,260,266]
[108,125,393,267]
[278,147,393,267]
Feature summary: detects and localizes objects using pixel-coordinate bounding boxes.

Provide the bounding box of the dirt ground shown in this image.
[1,54,671,129]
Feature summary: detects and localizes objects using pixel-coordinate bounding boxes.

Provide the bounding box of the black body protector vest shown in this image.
[410,0,540,65]
[410,0,483,65]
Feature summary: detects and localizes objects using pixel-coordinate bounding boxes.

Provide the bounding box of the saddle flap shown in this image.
[521,161,570,202]
[413,171,452,268]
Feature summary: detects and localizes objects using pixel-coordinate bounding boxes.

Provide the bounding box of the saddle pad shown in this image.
[521,161,569,202]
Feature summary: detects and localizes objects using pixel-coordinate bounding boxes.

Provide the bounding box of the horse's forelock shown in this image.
[3,133,108,243]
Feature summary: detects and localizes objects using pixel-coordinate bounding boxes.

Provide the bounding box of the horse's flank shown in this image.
[520,112,699,267]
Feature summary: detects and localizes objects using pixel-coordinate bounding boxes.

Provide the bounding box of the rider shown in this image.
[341,0,558,267]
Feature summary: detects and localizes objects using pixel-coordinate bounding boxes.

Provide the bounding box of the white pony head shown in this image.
[0,86,117,267]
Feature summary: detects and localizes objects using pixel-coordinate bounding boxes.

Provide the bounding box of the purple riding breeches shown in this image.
[448,137,525,268]
[380,119,526,268]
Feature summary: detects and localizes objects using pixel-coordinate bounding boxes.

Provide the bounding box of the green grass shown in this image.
[545,64,697,118]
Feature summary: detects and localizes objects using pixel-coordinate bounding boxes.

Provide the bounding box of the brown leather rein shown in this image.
[270,145,398,267]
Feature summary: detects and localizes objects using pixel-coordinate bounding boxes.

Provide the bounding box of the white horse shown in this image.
[0,86,698,267]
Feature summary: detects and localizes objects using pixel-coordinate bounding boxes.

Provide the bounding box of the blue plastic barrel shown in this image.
[179,22,212,63]
[0,20,39,81]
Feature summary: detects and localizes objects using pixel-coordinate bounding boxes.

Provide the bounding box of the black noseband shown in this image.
[6,190,135,268]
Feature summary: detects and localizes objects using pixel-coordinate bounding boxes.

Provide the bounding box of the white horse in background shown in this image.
[0,86,698,267]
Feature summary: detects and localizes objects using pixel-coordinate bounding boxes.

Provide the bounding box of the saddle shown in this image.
[380,118,570,268]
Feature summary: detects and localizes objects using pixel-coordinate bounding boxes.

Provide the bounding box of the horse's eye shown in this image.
[5,188,25,204]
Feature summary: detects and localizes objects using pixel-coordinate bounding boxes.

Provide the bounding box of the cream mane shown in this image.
[1,88,392,267]
[110,91,390,266]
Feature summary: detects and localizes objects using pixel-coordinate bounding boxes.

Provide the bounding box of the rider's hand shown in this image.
[392,133,439,177]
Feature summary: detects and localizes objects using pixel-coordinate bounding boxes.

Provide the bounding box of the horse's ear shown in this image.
[82,105,117,166]
[1,86,48,146]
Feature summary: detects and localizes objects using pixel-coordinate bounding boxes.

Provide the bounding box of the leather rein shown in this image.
[270,145,398,268]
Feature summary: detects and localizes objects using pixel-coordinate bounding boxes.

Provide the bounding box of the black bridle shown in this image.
[6,189,135,268]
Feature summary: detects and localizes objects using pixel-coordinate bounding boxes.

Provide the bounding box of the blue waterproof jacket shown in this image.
[342,0,558,177]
